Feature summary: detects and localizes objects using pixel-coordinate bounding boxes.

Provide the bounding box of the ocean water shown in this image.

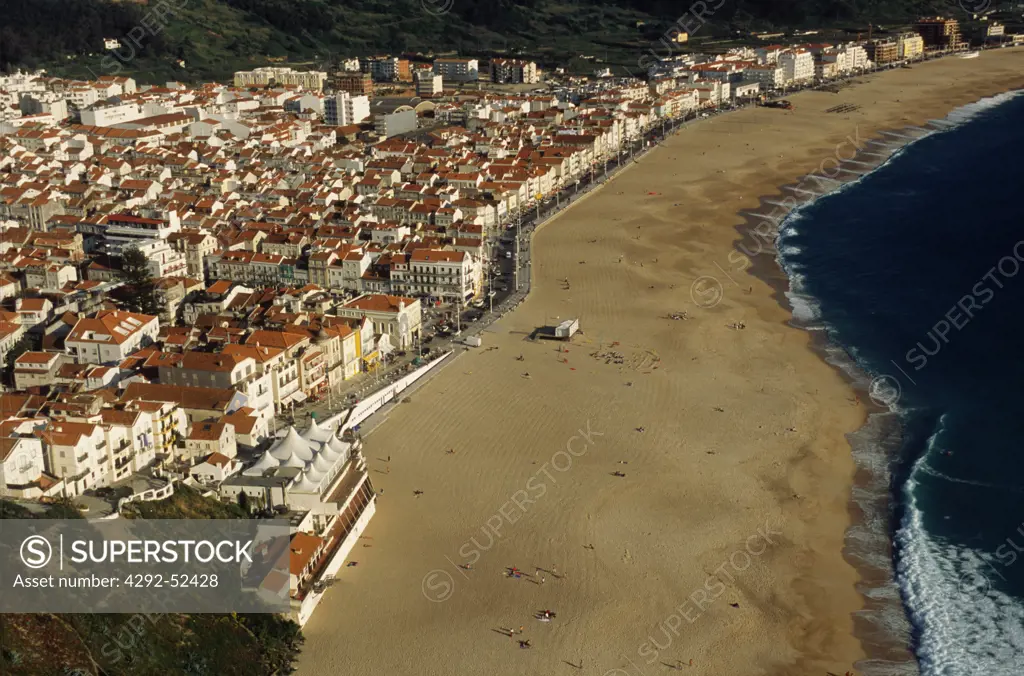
[775,90,1024,675]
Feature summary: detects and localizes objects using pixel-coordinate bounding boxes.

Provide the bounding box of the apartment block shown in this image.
[233,67,328,92]
[898,33,925,59]
[490,59,539,84]
[779,50,815,84]
[336,72,373,95]
[415,71,444,98]
[915,17,964,50]
[324,92,370,126]
[433,58,479,82]
[867,40,899,65]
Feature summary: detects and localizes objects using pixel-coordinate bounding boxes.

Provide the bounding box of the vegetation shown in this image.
[0,490,303,676]
[116,246,162,316]
[3,335,34,385]
[0,0,961,82]
[120,483,248,519]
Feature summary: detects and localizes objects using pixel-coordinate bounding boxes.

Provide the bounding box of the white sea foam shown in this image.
[897,418,1024,676]
[768,88,1024,676]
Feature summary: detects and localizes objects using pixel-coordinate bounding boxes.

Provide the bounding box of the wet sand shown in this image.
[297,48,1024,676]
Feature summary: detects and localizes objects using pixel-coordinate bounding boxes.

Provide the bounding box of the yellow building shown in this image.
[898,33,925,59]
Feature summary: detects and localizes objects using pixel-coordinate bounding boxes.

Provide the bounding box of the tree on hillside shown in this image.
[4,335,32,384]
[118,246,161,316]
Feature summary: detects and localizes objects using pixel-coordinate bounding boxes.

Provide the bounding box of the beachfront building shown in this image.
[866,40,899,66]
[391,249,479,302]
[433,58,479,82]
[223,421,376,626]
[747,64,785,90]
[732,81,760,101]
[778,49,815,84]
[336,294,422,351]
[898,33,925,60]
[914,17,965,51]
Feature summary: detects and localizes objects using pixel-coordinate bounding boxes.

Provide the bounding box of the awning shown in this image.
[280,391,308,406]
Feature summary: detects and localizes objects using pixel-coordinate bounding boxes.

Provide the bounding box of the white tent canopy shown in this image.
[302,417,333,443]
[244,451,279,476]
[270,426,316,462]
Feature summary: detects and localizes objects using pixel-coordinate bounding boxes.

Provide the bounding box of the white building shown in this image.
[233,67,327,91]
[779,50,815,84]
[433,58,479,82]
[80,102,144,127]
[223,422,376,626]
[135,239,188,278]
[374,109,417,138]
[747,64,785,90]
[39,420,110,497]
[0,430,55,499]
[324,92,370,126]
[65,310,160,365]
[392,249,478,301]
[336,294,423,350]
[836,43,870,71]
[415,71,444,98]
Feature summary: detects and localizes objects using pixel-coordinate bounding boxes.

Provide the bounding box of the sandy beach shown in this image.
[297,49,1024,676]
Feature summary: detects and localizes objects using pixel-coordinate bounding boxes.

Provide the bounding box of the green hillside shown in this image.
[0,0,959,83]
[0,492,302,676]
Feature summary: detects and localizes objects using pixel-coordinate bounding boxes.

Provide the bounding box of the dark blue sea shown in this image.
[775,90,1024,676]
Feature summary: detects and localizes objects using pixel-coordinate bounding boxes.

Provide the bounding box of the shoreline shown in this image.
[295,48,1024,676]
[739,88,1023,675]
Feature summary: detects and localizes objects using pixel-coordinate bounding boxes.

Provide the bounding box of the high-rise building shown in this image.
[866,40,899,65]
[914,17,964,50]
[778,49,814,84]
[897,33,925,60]
[324,92,370,126]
